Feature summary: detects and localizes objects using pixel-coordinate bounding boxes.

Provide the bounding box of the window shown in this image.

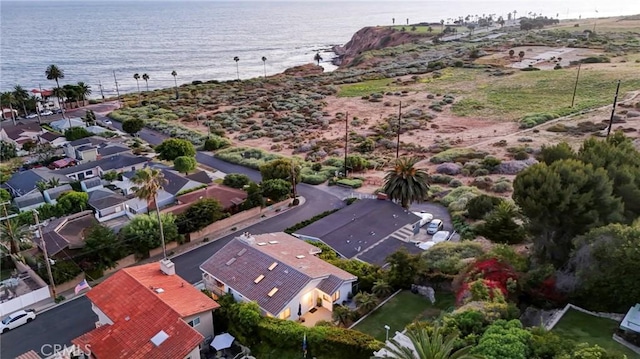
[268,287,279,297]
[131,166,135,171]
[332,290,340,302]
[279,307,291,320]
[85,170,93,176]
[322,293,330,302]
[188,317,200,327]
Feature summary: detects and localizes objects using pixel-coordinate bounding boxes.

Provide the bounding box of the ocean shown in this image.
[2,0,639,96]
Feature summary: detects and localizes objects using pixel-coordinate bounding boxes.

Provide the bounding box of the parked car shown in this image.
[412,211,433,227]
[103,120,113,125]
[41,110,54,116]
[1,309,36,333]
[54,108,63,114]
[426,219,444,234]
[432,230,451,243]
[26,113,38,119]
[417,241,436,250]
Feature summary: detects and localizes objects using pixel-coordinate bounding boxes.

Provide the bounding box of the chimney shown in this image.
[238,232,255,245]
[159,259,175,276]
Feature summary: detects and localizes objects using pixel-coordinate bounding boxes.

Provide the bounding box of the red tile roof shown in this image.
[73,262,219,359]
[177,184,248,210]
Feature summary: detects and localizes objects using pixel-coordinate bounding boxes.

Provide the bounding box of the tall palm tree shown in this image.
[76,82,91,106]
[314,52,323,66]
[332,305,353,326]
[354,292,378,314]
[171,70,178,99]
[142,73,150,91]
[383,157,429,208]
[0,218,30,254]
[133,73,141,95]
[13,85,30,117]
[373,323,479,359]
[45,64,65,116]
[0,91,16,125]
[52,87,67,119]
[261,56,267,78]
[372,280,393,298]
[233,56,240,80]
[130,168,169,259]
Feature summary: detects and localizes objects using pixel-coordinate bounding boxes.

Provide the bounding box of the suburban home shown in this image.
[43,184,73,205]
[166,184,248,215]
[56,153,148,181]
[50,158,77,169]
[294,198,423,266]
[201,232,357,324]
[38,131,67,148]
[13,191,46,212]
[63,138,130,164]
[97,144,131,159]
[0,122,43,150]
[37,211,96,259]
[120,168,206,215]
[50,118,86,132]
[88,188,128,222]
[31,88,61,112]
[620,303,640,334]
[4,167,71,197]
[80,177,104,192]
[1,108,18,120]
[73,260,220,359]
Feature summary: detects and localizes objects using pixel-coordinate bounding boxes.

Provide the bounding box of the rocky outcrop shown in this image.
[332,26,423,67]
[281,63,324,77]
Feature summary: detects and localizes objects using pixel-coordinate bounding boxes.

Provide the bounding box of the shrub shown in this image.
[436,162,462,175]
[449,179,463,188]
[223,173,251,188]
[284,209,340,234]
[518,113,559,129]
[301,174,327,185]
[423,242,485,276]
[203,136,230,151]
[430,148,487,164]
[491,180,513,193]
[431,174,453,184]
[64,127,92,141]
[472,168,490,177]
[336,178,363,188]
[481,156,502,172]
[467,194,504,220]
[513,151,529,160]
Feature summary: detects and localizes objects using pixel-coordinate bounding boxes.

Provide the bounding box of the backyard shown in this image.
[552,309,637,357]
[353,290,456,341]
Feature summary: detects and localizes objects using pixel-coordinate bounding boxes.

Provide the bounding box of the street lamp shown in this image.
[384,325,391,341]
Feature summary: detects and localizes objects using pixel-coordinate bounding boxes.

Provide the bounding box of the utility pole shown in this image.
[571,62,581,108]
[113,71,121,108]
[607,80,621,138]
[98,80,105,100]
[32,210,57,299]
[290,158,297,199]
[344,111,349,178]
[396,101,402,159]
[0,201,18,254]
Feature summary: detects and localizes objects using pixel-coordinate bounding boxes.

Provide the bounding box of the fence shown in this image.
[0,259,52,316]
[544,303,625,330]
[55,273,86,295]
[104,254,137,275]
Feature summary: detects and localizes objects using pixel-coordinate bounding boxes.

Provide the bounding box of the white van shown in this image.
[412,212,433,227]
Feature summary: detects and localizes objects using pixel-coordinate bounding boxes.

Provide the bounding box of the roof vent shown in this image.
[150,330,169,347]
[226,258,236,266]
[296,255,305,259]
[268,240,279,245]
[267,287,279,297]
[239,232,255,244]
[257,242,267,246]
[254,275,265,284]
[268,262,278,271]
[237,248,247,256]
[154,288,165,294]
[159,259,175,276]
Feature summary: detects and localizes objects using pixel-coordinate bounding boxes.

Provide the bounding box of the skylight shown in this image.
[226,258,236,266]
[296,255,305,259]
[237,248,247,256]
[268,262,278,271]
[150,330,169,347]
[267,287,279,297]
[254,275,265,284]
[257,242,267,246]
[268,240,279,244]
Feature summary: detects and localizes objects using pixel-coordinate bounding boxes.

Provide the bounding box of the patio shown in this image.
[301,307,333,327]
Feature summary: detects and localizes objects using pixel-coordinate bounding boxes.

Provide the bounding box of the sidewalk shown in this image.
[25,196,307,315]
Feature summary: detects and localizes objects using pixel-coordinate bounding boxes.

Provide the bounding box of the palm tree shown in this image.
[0,218,30,254]
[130,168,169,259]
[373,323,479,359]
[52,87,67,119]
[45,64,65,116]
[142,73,150,91]
[233,56,240,80]
[0,91,16,125]
[354,292,378,314]
[332,305,353,326]
[76,82,91,106]
[133,73,141,96]
[261,56,267,78]
[383,157,429,208]
[13,85,30,117]
[171,70,178,99]
[314,52,323,66]
[372,280,393,298]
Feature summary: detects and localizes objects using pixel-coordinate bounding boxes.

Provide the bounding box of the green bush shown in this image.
[301,174,328,185]
[430,148,487,164]
[203,136,230,151]
[466,194,504,220]
[64,127,92,141]
[491,180,513,193]
[423,241,485,276]
[472,168,490,177]
[222,173,251,188]
[518,113,560,129]
[431,174,453,184]
[216,147,282,170]
[336,178,363,188]
[284,209,340,234]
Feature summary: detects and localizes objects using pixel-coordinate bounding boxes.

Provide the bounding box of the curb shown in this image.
[33,292,89,315]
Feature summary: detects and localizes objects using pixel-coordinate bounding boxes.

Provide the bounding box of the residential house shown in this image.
[120,168,205,215]
[50,158,77,169]
[1,108,18,120]
[31,88,61,112]
[73,260,220,359]
[97,144,131,159]
[4,167,71,197]
[38,131,67,148]
[43,184,73,205]
[37,211,96,259]
[620,303,640,334]
[13,191,46,212]
[57,153,148,181]
[50,118,86,132]
[80,177,104,193]
[201,232,357,323]
[293,198,423,266]
[166,183,248,215]
[88,188,128,222]
[0,122,43,151]
[63,137,105,163]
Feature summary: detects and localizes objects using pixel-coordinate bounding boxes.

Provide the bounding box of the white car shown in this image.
[41,110,54,116]
[103,120,112,125]
[432,231,451,243]
[412,212,433,227]
[417,241,436,250]
[426,219,444,234]
[26,113,38,119]
[1,309,36,333]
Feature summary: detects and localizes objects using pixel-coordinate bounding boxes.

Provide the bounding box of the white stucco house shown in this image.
[200,232,357,322]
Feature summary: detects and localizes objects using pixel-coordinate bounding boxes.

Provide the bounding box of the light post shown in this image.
[384,325,391,341]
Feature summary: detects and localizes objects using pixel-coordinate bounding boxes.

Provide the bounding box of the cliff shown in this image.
[332,26,424,67]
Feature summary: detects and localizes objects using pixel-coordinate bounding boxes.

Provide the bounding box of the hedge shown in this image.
[336,178,363,188]
[284,209,339,234]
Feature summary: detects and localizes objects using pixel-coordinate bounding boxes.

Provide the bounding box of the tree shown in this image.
[81,225,124,272]
[142,73,150,91]
[64,127,92,141]
[538,142,576,165]
[46,64,65,116]
[0,188,11,202]
[372,280,393,298]
[466,194,504,220]
[508,49,515,58]
[314,52,323,66]
[0,217,30,254]
[472,320,532,359]
[0,141,17,161]
[171,70,178,99]
[82,110,97,126]
[476,202,527,244]
[155,138,195,161]
[260,158,301,182]
[346,155,369,172]
[354,292,378,314]
[261,56,267,78]
[176,198,225,234]
[223,173,251,189]
[386,250,421,289]
[173,156,197,175]
[122,117,145,136]
[63,84,81,108]
[13,85,30,116]
[56,191,89,214]
[332,305,354,326]
[513,159,623,267]
[233,56,240,80]
[373,323,479,359]
[261,179,291,202]
[383,157,430,208]
[35,143,55,163]
[102,171,119,182]
[120,213,179,256]
[133,73,141,96]
[76,82,91,106]
[130,168,169,258]
[1,92,16,125]
[203,136,229,151]
[241,182,264,210]
[518,51,525,60]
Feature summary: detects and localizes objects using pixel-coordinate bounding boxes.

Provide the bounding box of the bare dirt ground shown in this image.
[478,46,603,69]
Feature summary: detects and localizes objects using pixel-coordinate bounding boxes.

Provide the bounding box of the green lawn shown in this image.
[337,78,397,97]
[552,309,638,357]
[389,25,443,34]
[1,268,13,281]
[353,290,456,341]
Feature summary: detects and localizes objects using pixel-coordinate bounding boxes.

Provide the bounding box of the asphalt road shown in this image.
[1,117,345,358]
